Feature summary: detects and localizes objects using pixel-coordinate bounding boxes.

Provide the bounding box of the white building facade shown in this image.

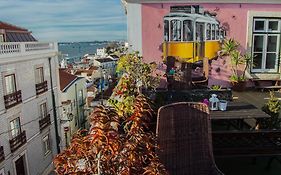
[0,42,60,175]
[59,70,87,148]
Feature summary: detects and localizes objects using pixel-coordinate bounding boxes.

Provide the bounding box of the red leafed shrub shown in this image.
[54,95,168,175]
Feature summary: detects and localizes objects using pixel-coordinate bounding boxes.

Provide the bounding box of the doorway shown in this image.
[15,155,26,175]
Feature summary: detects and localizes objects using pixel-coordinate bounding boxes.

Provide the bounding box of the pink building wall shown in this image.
[141,3,281,87]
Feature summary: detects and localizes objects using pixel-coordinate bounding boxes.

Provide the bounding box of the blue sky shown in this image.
[0,0,127,42]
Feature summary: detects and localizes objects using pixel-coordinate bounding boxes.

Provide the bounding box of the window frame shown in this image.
[0,34,4,42]
[42,134,51,156]
[35,67,44,84]
[251,18,281,73]
[4,74,17,95]
[10,117,21,138]
[39,102,48,119]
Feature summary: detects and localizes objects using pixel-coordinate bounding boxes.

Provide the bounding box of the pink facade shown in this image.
[141,3,281,87]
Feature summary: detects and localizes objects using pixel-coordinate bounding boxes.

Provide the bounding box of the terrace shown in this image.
[155,89,281,175]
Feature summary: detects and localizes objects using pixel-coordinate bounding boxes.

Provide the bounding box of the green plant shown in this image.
[210,85,222,90]
[220,38,239,56]
[221,39,252,83]
[259,91,281,129]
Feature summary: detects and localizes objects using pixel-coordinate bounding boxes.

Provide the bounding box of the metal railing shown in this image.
[4,90,22,109]
[9,131,27,153]
[36,81,48,95]
[39,114,51,131]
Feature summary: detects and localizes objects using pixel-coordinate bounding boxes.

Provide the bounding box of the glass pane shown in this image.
[216,25,219,40]
[266,53,276,69]
[170,20,181,41]
[10,118,20,138]
[255,20,265,31]
[253,35,264,52]
[5,75,16,94]
[206,23,211,40]
[164,20,169,41]
[36,67,44,84]
[211,24,215,40]
[267,36,277,52]
[268,21,278,31]
[183,20,193,41]
[252,53,262,69]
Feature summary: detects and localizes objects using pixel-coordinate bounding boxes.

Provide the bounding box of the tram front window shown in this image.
[216,25,219,40]
[164,20,169,41]
[183,20,193,41]
[206,23,211,40]
[170,20,181,41]
[212,24,216,40]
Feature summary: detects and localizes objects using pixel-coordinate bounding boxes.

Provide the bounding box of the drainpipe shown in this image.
[48,57,61,154]
[75,84,79,128]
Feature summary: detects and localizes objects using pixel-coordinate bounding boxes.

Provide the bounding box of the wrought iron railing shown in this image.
[39,114,51,131]
[0,146,4,163]
[4,90,22,109]
[9,131,26,153]
[35,81,48,95]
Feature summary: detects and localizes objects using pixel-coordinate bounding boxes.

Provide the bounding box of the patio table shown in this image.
[210,101,270,129]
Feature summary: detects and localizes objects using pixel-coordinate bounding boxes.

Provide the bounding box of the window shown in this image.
[216,25,220,40]
[170,19,181,41]
[42,134,51,155]
[183,20,193,41]
[39,102,48,118]
[4,74,16,95]
[0,34,3,42]
[10,118,21,138]
[35,67,44,84]
[206,23,211,40]
[252,18,280,73]
[211,24,216,40]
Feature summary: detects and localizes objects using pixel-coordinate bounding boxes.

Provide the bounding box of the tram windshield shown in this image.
[183,20,193,41]
[170,19,181,41]
[164,20,169,41]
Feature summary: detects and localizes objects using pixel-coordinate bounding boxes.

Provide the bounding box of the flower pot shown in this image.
[231,81,246,91]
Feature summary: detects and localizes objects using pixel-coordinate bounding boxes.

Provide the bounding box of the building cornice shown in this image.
[125,0,281,4]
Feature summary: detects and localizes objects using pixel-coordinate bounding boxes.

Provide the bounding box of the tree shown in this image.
[54,53,167,175]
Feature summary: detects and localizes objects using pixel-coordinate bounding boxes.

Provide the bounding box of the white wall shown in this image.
[0,46,60,175]
[127,3,143,54]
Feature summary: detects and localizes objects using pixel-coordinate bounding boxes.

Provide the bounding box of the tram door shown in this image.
[196,22,205,59]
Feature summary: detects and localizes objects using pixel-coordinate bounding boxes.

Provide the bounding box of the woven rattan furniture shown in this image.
[156,102,224,175]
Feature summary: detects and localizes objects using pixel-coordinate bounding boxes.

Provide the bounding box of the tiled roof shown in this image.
[0,21,37,42]
[59,69,78,91]
[0,21,28,31]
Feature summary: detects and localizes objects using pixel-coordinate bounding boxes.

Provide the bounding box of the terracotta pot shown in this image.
[231,81,246,91]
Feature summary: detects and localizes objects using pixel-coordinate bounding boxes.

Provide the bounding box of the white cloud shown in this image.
[0,0,127,41]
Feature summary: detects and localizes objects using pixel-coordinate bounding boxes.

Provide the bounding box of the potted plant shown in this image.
[221,39,251,91]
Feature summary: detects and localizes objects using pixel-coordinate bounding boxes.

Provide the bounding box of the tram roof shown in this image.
[164,12,218,23]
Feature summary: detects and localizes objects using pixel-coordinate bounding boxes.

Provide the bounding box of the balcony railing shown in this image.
[36,81,48,95]
[9,131,27,153]
[39,114,51,131]
[4,90,22,109]
[0,146,4,163]
[0,42,57,61]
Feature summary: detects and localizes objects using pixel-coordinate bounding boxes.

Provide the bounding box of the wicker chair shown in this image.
[156,102,224,175]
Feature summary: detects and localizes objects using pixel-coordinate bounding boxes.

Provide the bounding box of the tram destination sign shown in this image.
[170,5,203,14]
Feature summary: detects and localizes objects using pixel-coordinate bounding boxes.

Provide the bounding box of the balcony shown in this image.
[0,42,57,64]
[36,81,48,95]
[39,114,51,131]
[0,146,4,163]
[9,131,26,153]
[4,90,22,109]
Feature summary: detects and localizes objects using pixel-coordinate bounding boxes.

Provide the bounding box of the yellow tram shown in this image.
[163,6,224,63]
